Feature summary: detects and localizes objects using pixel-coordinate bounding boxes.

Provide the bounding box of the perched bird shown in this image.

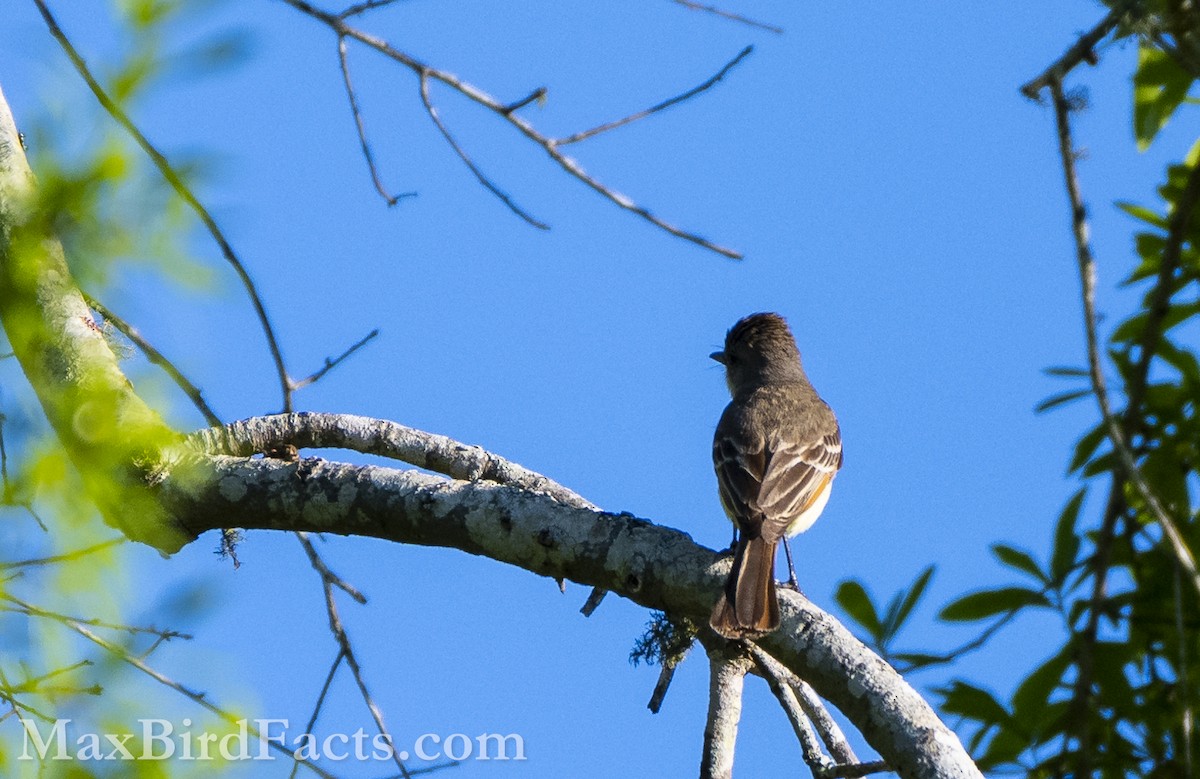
[709,313,842,638]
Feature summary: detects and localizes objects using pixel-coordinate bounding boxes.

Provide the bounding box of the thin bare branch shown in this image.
[748,645,833,772]
[188,412,599,510]
[337,36,416,206]
[418,71,549,229]
[339,0,406,19]
[556,46,753,145]
[5,595,338,779]
[580,585,608,616]
[2,596,192,642]
[281,0,743,258]
[288,650,345,779]
[647,662,677,714]
[84,295,223,427]
[501,87,547,115]
[292,328,381,391]
[671,0,783,35]
[700,643,748,779]
[0,537,125,570]
[1048,78,1200,601]
[296,532,410,779]
[32,0,294,411]
[1020,3,1132,99]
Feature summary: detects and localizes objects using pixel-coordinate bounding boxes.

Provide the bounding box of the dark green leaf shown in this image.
[1011,646,1072,724]
[1035,388,1091,414]
[991,544,1047,583]
[1133,44,1194,150]
[1051,488,1085,584]
[979,726,1028,770]
[1111,300,1200,343]
[1043,366,1090,378]
[893,652,947,670]
[1157,337,1200,385]
[939,587,1049,622]
[938,680,1010,723]
[1116,201,1168,228]
[893,565,935,632]
[1070,423,1108,472]
[835,579,882,640]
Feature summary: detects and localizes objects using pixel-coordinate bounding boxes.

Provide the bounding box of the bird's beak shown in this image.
[710,351,727,365]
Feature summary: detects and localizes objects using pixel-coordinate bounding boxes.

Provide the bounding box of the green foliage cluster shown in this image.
[837,6,1200,776]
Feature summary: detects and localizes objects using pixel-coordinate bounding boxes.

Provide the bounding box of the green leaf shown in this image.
[992,544,1047,583]
[835,579,882,640]
[1035,388,1090,414]
[893,652,946,670]
[1070,423,1108,472]
[938,680,1010,723]
[1133,44,1195,150]
[1111,300,1200,344]
[1011,646,1072,725]
[1051,488,1085,584]
[939,587,1049,622]
[893,565,935,632]
[1116,201,1168,228]
[1157,337,1200,385]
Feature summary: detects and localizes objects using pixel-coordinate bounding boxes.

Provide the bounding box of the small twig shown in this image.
[671,0,783,35]
[288,650,345,779]
[337,36,416,206]
[0,666,57,725]
[339,0,406,19]
[1049,77,1200,600]
[700,643,749,779]
[0,537,125,570]
[418,71,550,229]
[748,646,834,773]
[2,596,192,642]
[282,0,743,258]
[0,351,14,359]
[1019,3,1132,99]
[291,328,381,392]
[4,659,93,694]
[748,645,858,764]
[501,87,547,115]
[4,595,338,779]
[297,531,367,603]
[84,295,222,427]
[1175,563,1195,775]
[296,533,409,779]
[647,662,677,714]
[556,46,753,145]
[33,0,294,411]
[580,586,608,616]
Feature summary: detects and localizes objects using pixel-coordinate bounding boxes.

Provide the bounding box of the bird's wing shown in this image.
[756,429,842,540]
[713,434,767,535]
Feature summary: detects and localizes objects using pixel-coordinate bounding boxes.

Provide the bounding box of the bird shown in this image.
[709,312,842,638]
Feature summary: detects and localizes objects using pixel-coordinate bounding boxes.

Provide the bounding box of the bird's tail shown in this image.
[710,536,779,638]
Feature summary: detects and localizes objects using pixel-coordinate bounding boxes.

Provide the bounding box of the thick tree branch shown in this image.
[700,643,748,779]
[151,451,982,778]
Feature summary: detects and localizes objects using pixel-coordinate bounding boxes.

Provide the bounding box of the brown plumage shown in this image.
[709,313,842,638]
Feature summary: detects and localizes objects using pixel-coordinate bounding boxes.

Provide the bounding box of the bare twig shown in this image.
[1020,3,1132,99]
[296,533,410,779]
[281,0,743,258]
[418,72,550,229]
[749,645,833,772]
[0,537,125,570]
[339,0,406,19]
[501,87,547,115]
[580,585,608,616]
[2,595,192,642]
[291,328,381,391]
[555,46,753,145]
[288,650,345,779]
[4,595,338,779]
[671,0,784,35]
[1048,77,1200,598]
[188,412,599,510]
[647,662,677,714]
[337,36,416,206]
[700,643,749,779]
[33,0,294,411]
[84,295,222,427]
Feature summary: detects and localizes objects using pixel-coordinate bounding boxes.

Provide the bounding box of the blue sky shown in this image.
[0,1,1191,776]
